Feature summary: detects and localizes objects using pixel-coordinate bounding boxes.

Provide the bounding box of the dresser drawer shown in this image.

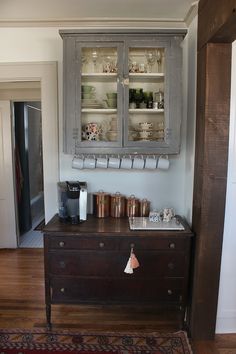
[111,277,184,303]
[119,237,189,251]
[46,236,117,251]
[51,277,113,303]
[50,277,184,304]
[49,251,186,277]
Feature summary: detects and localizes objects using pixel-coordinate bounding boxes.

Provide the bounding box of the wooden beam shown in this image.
[190,43,231,339]
[198,0,236,49]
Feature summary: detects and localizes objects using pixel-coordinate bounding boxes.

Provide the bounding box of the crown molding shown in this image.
[184,2,198,26]
[0,17,187,29]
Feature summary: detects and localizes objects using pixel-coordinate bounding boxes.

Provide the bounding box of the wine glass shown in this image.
[91,49,99,72]
[145,50,156,73]
[156,49,162,72]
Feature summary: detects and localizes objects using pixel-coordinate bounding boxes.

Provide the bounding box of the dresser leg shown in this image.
[46,304,52,329]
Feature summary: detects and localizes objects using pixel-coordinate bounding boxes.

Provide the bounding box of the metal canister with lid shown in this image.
[93,190,110,218]
[110,192,126,218]
[126,194,140,217]
[140,198,150,217]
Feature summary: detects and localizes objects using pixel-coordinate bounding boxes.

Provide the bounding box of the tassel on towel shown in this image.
[124,247,140,274]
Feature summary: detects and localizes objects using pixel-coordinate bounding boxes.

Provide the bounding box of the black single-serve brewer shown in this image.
[57,181,87,224]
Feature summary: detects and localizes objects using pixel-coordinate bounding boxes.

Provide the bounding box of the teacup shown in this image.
[104,99,117,108]
[132,155,145,169]
[139,130,153,139]
[72,155,84,169]
[157,155,170,170]
[145,156,157,169]
[82,85,96,94]
[82,92,95,100]
[120,155,133,169]
[139,122,153,130]
[106,92,117,99]
[96,156,108,169]
[108,156,120,169]
[83,155,96,169]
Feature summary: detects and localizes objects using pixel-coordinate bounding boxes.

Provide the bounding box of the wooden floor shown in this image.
[0,249,235,354]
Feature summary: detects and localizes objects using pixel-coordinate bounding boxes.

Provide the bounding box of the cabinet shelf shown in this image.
[82,73,117,82]
[82,108,117,113]
[129,109,164,114]
[129,73,164,82]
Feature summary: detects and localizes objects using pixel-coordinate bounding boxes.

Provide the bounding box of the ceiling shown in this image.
[0,0,198,26]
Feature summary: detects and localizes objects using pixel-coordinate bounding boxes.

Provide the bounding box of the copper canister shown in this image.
[93,191,110,218]
[140,198,150,217]
[110,192,126,218]
[126,194,140,217]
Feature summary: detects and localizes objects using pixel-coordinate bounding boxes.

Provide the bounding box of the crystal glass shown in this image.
[91,49,99,72]
[156,50,162,72]
[145,51,156,73]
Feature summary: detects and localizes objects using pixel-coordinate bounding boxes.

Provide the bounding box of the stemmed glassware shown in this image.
[145,50,156,73]
[156,49,162,72]
[91,49,99,72]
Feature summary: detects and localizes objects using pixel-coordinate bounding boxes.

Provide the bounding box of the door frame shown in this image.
[0,62,58,248]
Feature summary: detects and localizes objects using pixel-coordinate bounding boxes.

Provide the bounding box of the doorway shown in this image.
[0,62,58,249]
[13,101,44,247]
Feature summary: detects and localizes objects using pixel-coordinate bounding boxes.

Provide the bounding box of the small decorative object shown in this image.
[149,211,161,222]
[162,208,175,222]
[124,246,140,274]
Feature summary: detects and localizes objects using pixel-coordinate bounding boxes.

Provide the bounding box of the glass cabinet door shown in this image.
[75,42,123,150]
[123,40,170,149]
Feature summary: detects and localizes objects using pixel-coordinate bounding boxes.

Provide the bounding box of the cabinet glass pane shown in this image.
[80,47,119,143]
[128,47,165,143]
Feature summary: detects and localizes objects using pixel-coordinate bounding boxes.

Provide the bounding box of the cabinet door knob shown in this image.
[99,242,105,248]
[168,262,175,270]
[169,242,175,249]
[130,243,135,248]
[167,289,172,295]
[60,288,65,293]
[59,241,65,247]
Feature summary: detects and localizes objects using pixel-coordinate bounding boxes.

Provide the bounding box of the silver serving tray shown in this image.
[129,217,185,231]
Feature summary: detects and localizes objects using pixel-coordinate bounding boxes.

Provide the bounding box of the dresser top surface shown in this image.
[43,214,193,237]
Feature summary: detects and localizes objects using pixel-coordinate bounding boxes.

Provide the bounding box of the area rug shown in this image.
[0,329,192,353]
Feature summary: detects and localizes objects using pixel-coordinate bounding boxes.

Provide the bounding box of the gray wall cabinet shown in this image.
[60,30,186,155]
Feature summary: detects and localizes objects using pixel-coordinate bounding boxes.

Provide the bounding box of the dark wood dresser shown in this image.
[43,215,193,328]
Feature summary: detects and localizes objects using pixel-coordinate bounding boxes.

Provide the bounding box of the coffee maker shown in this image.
[57,181,87,223]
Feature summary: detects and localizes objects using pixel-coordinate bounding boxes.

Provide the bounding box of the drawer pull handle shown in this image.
[99,242,105,248]
[167,289,172,295]
[59,241,65,247]
[130,243,135,248]
[59,261,66,268]
[168,262,175,270]
[60,288,65,293]
[169,242,175,249]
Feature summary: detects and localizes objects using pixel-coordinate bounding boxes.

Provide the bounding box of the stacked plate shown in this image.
[82,98,104,109]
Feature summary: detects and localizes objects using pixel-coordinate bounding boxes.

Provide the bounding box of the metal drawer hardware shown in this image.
[168,262,175,270]
[130,243,135,248]
[167,289,173,295]
[99,242,105,248]
[169,242,175,249]
[59,241,65,247]
[59,261,66,268]
[60,288,65,293]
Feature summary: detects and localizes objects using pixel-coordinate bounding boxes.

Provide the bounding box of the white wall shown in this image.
[216,40,236,334]
[0,26,196,217]
[182,16,197,225]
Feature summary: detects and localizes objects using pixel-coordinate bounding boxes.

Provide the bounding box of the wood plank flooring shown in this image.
[0,249,235,353]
